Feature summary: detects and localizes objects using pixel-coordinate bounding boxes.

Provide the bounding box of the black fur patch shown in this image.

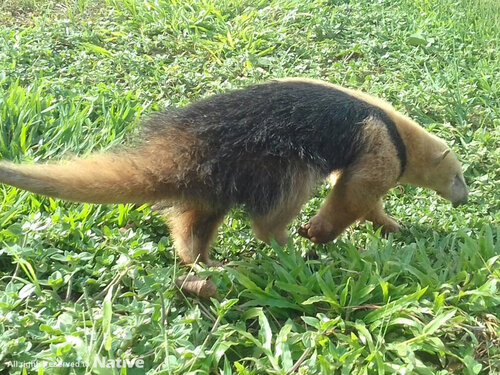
[144,80,406,215]
[373,110,407,178]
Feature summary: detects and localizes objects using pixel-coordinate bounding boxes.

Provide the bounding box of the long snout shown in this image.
[451,175,468,207]
[452,194,468,207]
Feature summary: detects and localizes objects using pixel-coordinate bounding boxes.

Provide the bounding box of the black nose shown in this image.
[452,196,468,208]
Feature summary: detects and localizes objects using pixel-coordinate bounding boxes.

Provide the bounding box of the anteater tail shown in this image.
[0,149,173,204]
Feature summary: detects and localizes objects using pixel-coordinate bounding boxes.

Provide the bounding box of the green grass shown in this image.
[0,0,499,374]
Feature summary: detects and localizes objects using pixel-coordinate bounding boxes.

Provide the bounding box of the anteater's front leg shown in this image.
[361,198,401,234]
[299,147,400,243]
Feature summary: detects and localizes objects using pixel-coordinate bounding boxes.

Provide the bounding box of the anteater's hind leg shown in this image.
[165,206,226,266]
[252,169,317,246]
[361,198,401,234]
[251,200,304,246]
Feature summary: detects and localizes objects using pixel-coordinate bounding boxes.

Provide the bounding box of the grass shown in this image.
[0,0,499,374]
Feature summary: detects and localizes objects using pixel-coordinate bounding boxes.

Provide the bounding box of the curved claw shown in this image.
[298,223,312,239]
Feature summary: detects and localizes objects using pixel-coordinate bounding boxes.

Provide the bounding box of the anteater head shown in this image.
[426,148,468,207]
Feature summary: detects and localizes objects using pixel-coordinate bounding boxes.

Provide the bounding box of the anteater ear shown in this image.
[433,149,450,165]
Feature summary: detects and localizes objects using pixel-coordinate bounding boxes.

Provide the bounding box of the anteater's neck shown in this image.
[390,113,447,187]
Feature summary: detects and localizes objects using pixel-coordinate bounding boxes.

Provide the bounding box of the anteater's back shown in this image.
[144,79,402,215]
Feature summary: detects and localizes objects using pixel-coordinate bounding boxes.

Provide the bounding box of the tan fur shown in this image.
[165,206,226,266]
[361,199,401,234]
[0,129,202,204]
